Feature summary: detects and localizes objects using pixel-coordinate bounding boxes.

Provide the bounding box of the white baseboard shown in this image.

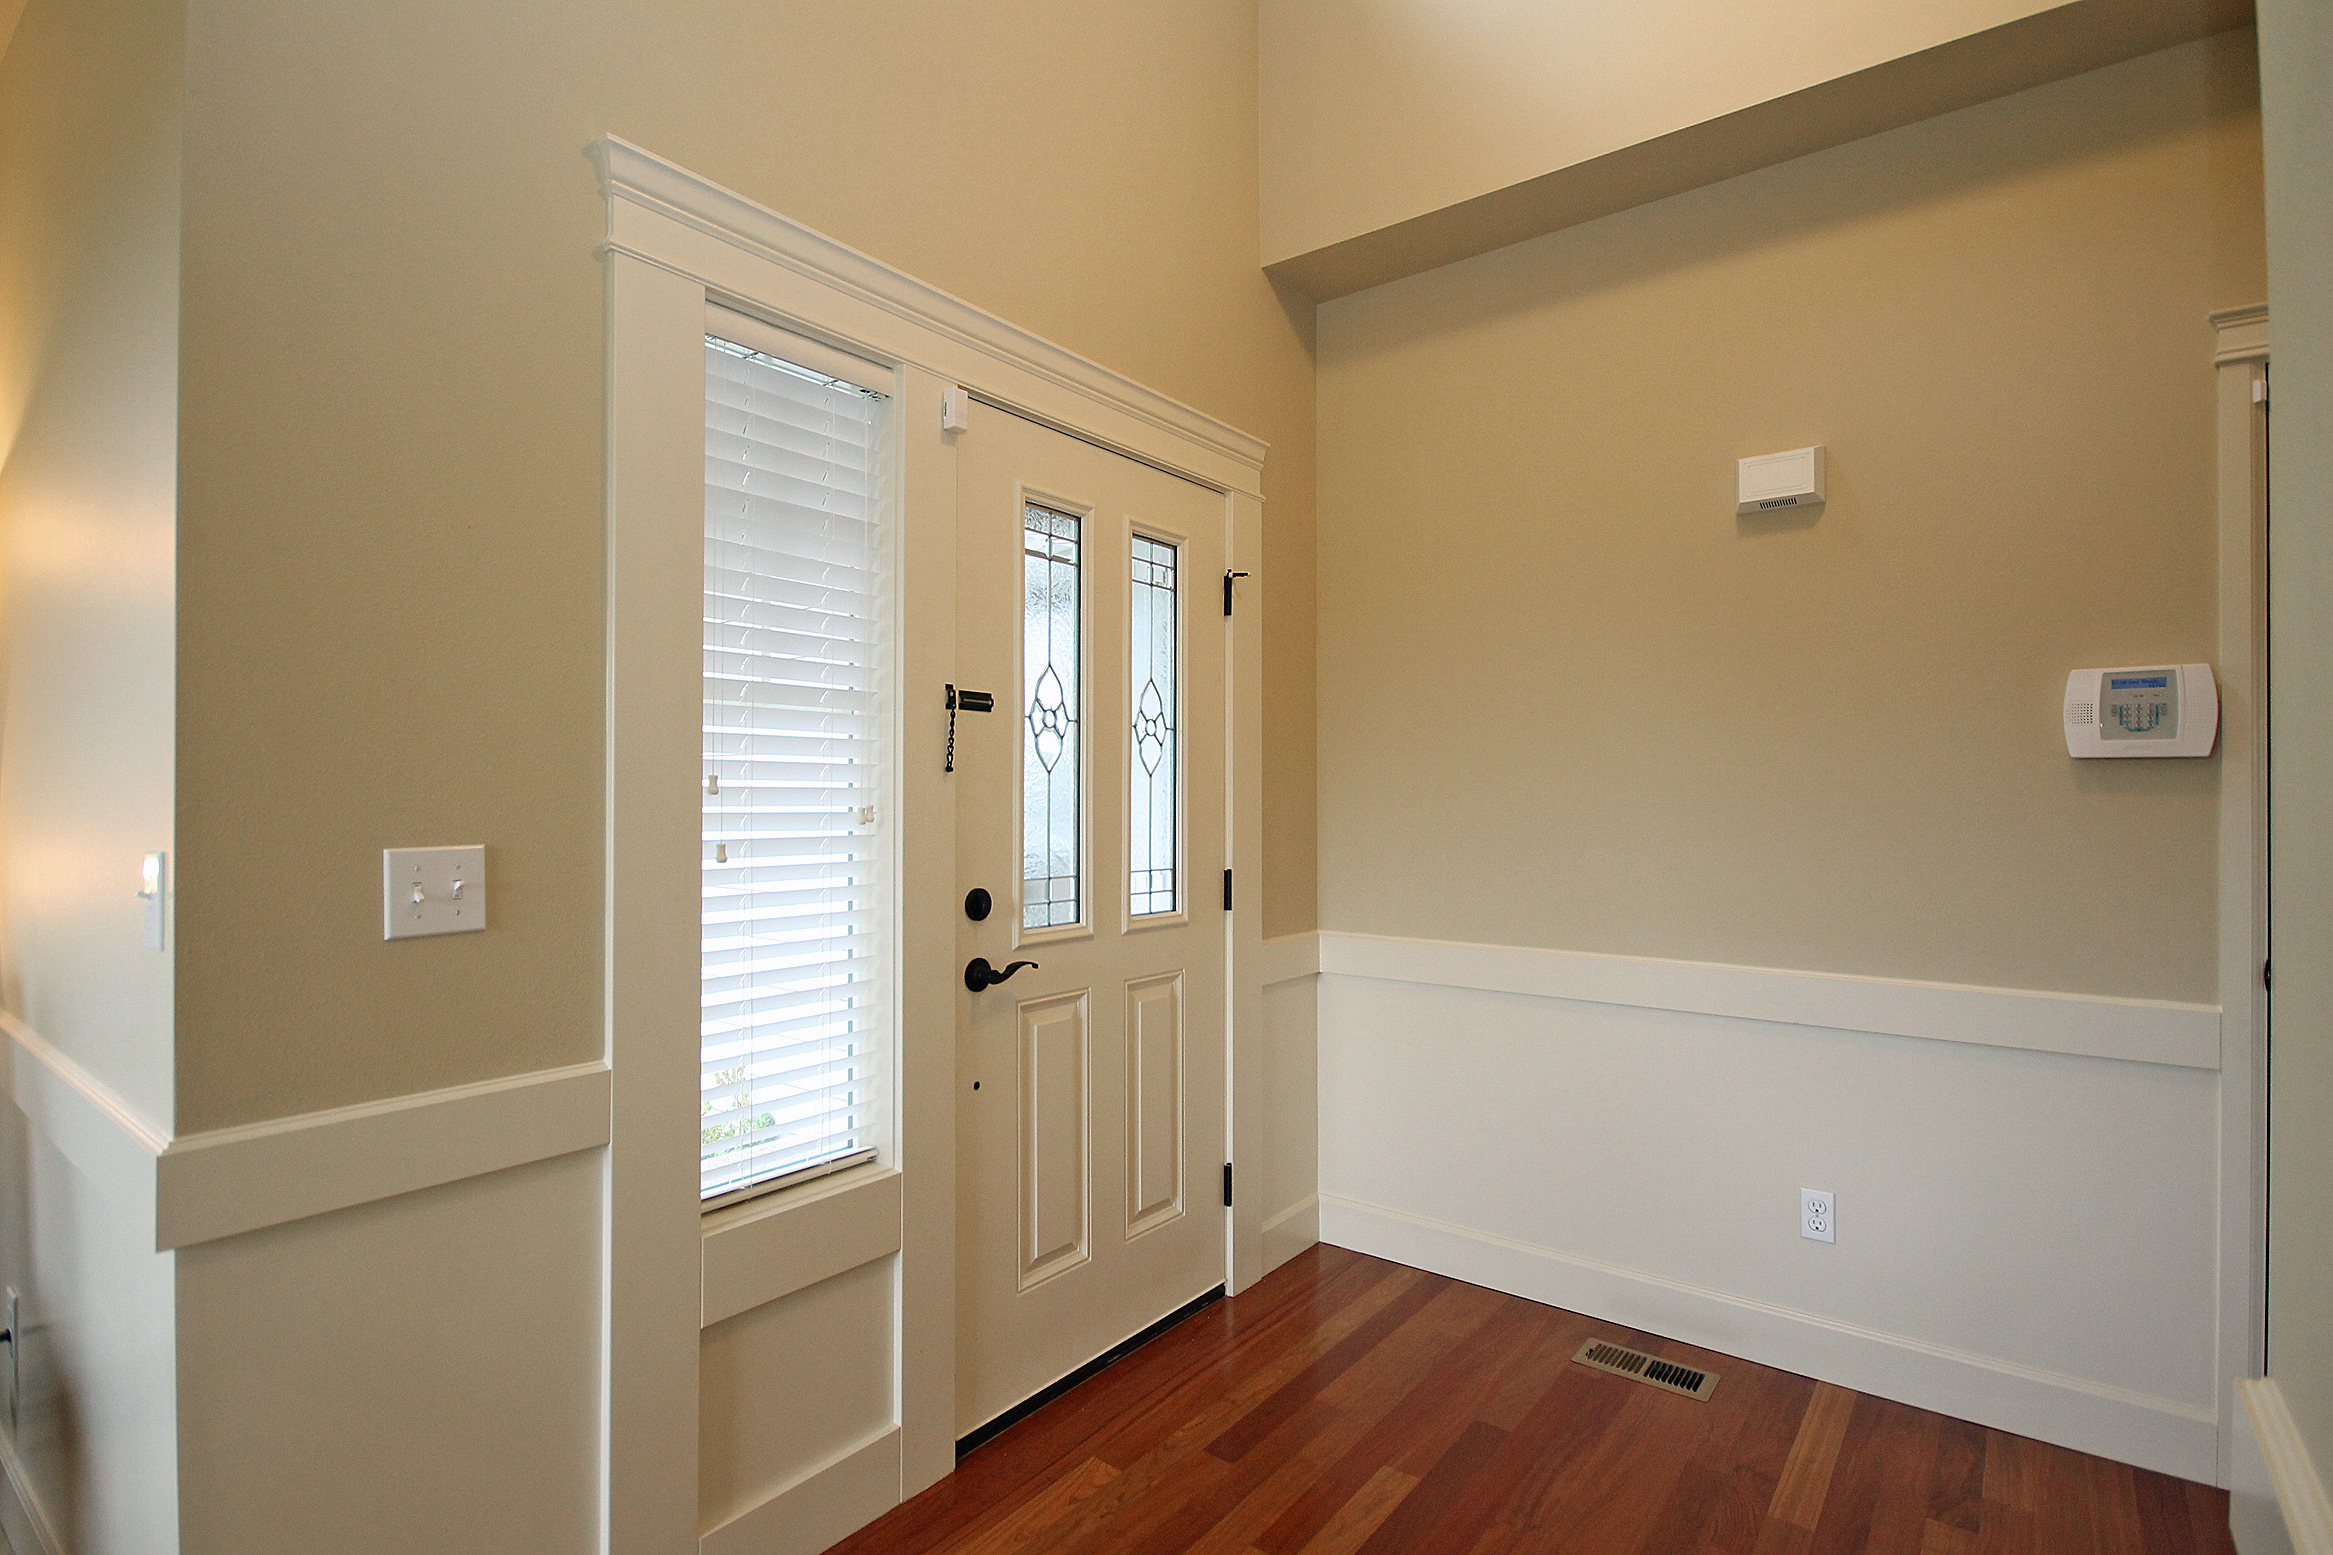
[1292,930,2219,1069]
[2239,1379,2333,1555]
[1260,1195,1319,1274]
[1319,1193,2217,1482]
[699,1426,901,1555]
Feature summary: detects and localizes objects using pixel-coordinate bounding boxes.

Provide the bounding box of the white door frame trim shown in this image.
[593,135,1267,1553]
[2211,301,2269,1488]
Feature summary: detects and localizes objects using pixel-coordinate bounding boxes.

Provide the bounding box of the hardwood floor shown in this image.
[832,1246,2232,1555]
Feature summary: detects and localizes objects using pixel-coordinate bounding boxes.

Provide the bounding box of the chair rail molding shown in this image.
[1285,930,2219,1069]
[2,1007,612,1250]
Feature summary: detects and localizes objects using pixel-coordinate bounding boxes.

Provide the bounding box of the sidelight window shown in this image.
[700,312,890,1208]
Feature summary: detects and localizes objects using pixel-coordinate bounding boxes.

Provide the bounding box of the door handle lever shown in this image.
[965,957,1039,992]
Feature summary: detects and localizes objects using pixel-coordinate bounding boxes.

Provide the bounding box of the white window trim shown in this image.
[595,133,1266,1552]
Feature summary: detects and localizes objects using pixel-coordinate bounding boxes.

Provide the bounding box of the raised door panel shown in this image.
[1125,973,1184,1237]
[1019,992,1090,1287]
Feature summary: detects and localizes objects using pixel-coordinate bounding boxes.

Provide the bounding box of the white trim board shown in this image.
[1291,931,2219,1070]
[698,1427,902,1555]
[1319,1194,2218,1483]
[2,1009,612,1250]
[2214,303,2271,366]
[0,1011,166,1217]
[156,1060,611,1249]
[2242,1380,2333,1555]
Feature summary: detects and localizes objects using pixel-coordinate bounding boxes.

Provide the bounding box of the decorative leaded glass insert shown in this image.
[1129,535,1179,916]
[1023,506,1082,929]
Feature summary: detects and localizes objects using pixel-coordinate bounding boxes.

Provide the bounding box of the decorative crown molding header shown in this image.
[589,136,1269,480]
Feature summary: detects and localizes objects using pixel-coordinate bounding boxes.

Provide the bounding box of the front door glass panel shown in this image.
[1129,535,1179,917]
[1023,505,1083,929]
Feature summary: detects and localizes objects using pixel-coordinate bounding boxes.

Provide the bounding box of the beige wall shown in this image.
[0,0,179,1124]
[2259,0,2333,1482]
[176,0,1317,1130]
[1316,33,2263,1002]
[1263,0,2056,259]
[1261,0,2248,288]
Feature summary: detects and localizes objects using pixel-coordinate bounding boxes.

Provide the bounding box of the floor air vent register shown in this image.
[1570,1339,1720,1401]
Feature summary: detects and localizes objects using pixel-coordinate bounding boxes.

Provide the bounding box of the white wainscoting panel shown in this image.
[1257,952,1320,1273]
[1315,956,2224,1481]
[699,1428,902,1555]
[0,1074,177,1555]
[699,1254,898,1539]
[176,1147,605,1554]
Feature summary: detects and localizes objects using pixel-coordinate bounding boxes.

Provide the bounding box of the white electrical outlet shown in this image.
[1801,1189,1835,1243]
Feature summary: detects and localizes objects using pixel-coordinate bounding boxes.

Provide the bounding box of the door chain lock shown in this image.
[944,684,996,772]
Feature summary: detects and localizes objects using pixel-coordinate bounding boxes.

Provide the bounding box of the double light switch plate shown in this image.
[383,845,486,940]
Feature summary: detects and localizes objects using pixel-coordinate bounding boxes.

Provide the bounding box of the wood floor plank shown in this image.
[1633,1348,1809,1555]
[1927,1415,1987,1539]
[1766,1382,1859,1531]
[1292,1465,1421,1555]
[1352,1420,1508,1555]
[1207,1272,1449,1463]
[1920,1520,1979,1555]
[1252,1295,1548,1553]
[837,1251,2233,1555]
[944,1457,1121,1555]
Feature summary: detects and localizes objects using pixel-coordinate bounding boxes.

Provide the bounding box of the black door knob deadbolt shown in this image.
[965,888,992,921]
[965,957,1039,992]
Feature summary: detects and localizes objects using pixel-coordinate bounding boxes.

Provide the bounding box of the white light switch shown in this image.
[383,846,487,940]
[139,852,167,952]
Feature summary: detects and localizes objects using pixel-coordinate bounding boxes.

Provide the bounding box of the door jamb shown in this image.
[2212,302,2269,1487]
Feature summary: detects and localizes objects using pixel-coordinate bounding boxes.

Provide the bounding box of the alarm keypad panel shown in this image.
[2099,672,2178,741]
[2064,663,2216,758]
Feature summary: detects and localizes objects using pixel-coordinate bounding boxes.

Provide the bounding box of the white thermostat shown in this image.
[1737,446,1825,515]
[2064,664,2217,757]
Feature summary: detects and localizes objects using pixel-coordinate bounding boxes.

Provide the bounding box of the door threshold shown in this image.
[956,1285,1226,1459]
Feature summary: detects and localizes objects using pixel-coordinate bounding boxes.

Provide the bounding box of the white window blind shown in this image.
[700,318,890,1210]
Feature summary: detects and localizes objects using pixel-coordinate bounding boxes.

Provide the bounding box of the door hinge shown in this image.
[1223,570,1249,617]
[1223,869,1233,911]
[2263,958,2272,992]
[1223,1163,1233,1207]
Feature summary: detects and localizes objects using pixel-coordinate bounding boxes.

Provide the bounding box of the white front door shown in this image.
[953,404,1228,1435]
